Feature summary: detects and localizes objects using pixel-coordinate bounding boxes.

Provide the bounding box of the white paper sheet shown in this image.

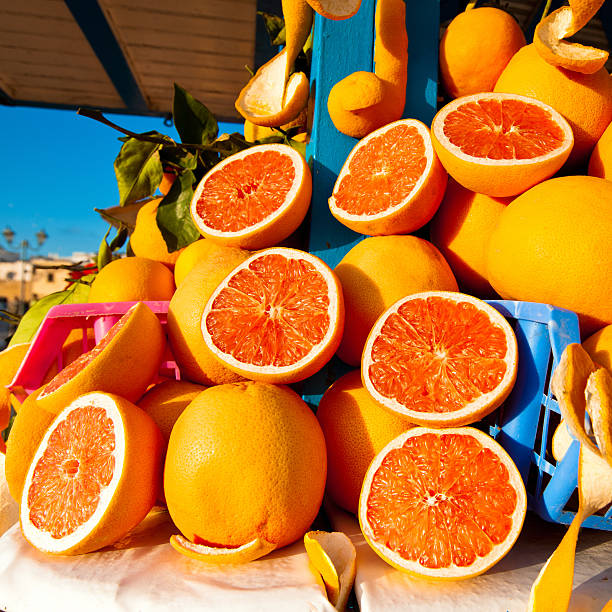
[0,508,334,612]
[328,502,612,612]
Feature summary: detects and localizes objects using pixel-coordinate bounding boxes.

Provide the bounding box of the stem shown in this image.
[465,0,478,10]
[541,0,553,19]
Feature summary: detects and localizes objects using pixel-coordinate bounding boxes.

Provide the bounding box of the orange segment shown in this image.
[431,92,574,197]
[329,119,447,236]
[359,427,527,579]
[362,291,518,427]
[202,248,344,384]
[190,144,312,250]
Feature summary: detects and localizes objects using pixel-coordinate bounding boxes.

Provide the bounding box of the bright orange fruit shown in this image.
[362,291,518,427]
[359,427,527,579]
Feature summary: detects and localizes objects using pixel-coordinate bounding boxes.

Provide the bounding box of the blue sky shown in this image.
[0,106,240,259]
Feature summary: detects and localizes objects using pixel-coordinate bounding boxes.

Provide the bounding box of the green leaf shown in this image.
[114,135,164,206]
[2,413,15,445]
[160,146,198,172]
[258,11,286,46]
[156,171,200,252]
[97,226,112,271]
[9,282,92,347]
[109,226,129,252]
[173,84,218,146]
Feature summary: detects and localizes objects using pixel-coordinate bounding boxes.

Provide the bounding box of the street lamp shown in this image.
[1,226,49,314]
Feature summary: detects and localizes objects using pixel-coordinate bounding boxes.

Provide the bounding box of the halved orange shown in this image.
[431,92,574,197]
[190,143,312,250]
[20,392,163,555]
[362,291,518,427]
[201,247,344,384]
[359,427,527,579]
[328,119,448,236]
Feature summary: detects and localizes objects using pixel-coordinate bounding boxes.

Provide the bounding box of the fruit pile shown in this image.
[2,0,612,609]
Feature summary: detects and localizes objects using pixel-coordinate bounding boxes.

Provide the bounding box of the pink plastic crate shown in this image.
[9,301,179,403]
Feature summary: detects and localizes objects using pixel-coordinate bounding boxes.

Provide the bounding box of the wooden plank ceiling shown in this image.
[0,0,258,121]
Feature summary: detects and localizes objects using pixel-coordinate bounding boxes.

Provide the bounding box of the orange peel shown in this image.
[304,530,356,611]
[585,367,612,466]
[235,49,309,128]
[327,0,407,139]
[306,0,361,20]
[534,6,608,74]
[282,0,314,82]
[169,534,275,564]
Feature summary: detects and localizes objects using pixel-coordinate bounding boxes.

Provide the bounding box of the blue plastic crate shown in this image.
[483,300,612,531]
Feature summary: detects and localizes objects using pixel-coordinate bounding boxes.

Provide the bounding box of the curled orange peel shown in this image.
[282,0,314,83]
[534,5,608,74]
[530,343,612,611]
[327,0,407,139]
[304,530,356,611]
[169,534,276,564]
[235,49,309,128]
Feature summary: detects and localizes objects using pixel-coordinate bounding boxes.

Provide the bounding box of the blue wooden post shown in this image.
[306,0,441,270]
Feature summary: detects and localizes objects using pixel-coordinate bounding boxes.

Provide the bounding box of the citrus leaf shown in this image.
[160,146,198,172]
[97,227,112,271]
[173,84,218,146]
[9,282,92,346]
[156,170,200,252]
[258,11,286,46]
[114,136,164,206]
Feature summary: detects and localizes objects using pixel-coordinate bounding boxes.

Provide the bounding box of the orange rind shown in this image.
[306,0,361,20]
[235,49,309,128]
[170,534,275,564]
[282,0,313,82]
[534,6,608,75]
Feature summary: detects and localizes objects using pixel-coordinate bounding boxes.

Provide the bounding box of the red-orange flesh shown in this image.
[365,432,518,568]
[41,312,129,395]
[195,151,296,232]
[443,99,565,160]
[368,296,508,413]
[333,124,427,215]
[205,254,331,367]
[27,406,115,538]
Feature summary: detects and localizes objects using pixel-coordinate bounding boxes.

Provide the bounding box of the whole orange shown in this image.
[588,121,612,179]
[494,44,612,166]
[334,236,458,366]
[130,198,184,268]
[440,7,525,98]
[316,370,413,514]
[88,256,175,303]
[164,381,327,550]
[429,178,511,297]
[486,175,612,336]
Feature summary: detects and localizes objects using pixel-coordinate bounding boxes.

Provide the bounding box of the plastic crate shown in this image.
[9,301,178,403]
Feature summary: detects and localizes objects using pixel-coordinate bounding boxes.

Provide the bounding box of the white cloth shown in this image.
[0,509,334,612]
[0,454,18,537]
[328,503,612,612]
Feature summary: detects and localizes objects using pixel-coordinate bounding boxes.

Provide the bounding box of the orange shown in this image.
[358,427,527,579]
[159,170,176,196]
[429,178,511,297]
[88,256,175,303]
[235,49,309,128]
[36,302,165,414]
[202,247,344,384]
[362,291,518,427]
[4,390,56,503]
[316,370,413,514]
[440,7,526,98]
[486,175,612,336]
[582,324,612,372]
[306,0,361,20]
[494,43,612,166]
[20,391,163,555]
[164,381,326,556]
[173,239,249,288]
[329,119,448,235]
[334,235,458,367]
[327,0,407,139]
[130,198,184,268]
[190,143,312,250]
[431,92,574,197]
[534,6,608,75]
[167,249,251,386]
[137,379,206,443]
[588,120,612,179]
[0,343,31,452]
[282,0,313,82]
